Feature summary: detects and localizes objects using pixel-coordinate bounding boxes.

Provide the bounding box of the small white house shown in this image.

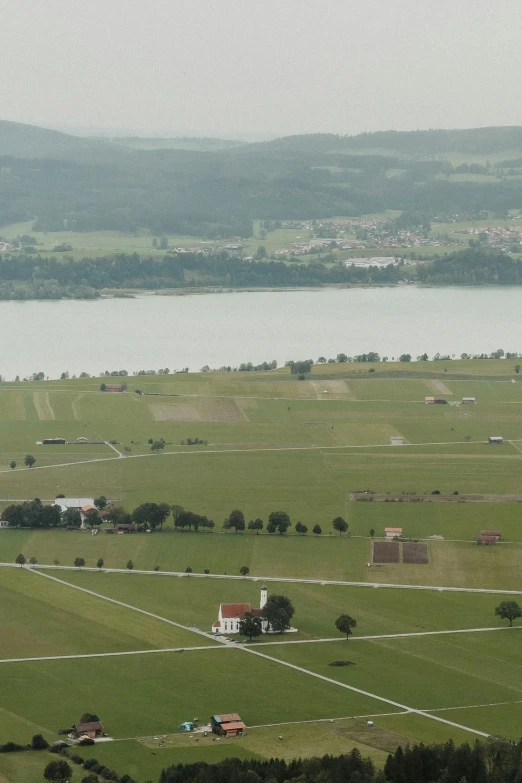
[462,397,476,404]
[0,519,9,528]
[385,527,403,539]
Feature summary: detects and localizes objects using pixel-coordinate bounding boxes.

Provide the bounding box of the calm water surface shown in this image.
[1,287,521,379]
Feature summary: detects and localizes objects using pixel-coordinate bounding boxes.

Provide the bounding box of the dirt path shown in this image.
[33,391,55,420]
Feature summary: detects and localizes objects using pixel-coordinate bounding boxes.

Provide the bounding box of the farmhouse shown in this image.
[53,498,96,528]
[104,384,125,392]
[210,713,246,736]
[480,529,502,540]
[212,586,268,634]
[488,436,503,444]
[462,397,476,404]
[73,720,104,739]
[384,527,403,539]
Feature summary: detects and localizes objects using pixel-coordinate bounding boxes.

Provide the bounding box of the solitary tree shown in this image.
[332,517,349,535]
[185,566,193,574]
[224,509,246,533]
[369,528,375,538]
[239,611,263,641]
[239,565,250,577]
[84,508,101,529]
[43,759,72,783]
[104,505,126,527]
[31,734,49,750]
[247,518,264,534]
[495,600,522,627]
[24,454,36,468]
[74,557,85,570]
[15,553,26,567]
[97,558,104,570]
[151,440,166,453]
[268,511,291,535]
[126,559,134,572]
[335,614,357,639]
[28,556,37,565]
[9,460,15,469]
[312,524,322,536]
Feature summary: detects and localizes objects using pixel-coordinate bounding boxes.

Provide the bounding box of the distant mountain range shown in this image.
[1,120,522,236]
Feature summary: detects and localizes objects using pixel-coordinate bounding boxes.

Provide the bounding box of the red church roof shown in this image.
[220,603,252,618]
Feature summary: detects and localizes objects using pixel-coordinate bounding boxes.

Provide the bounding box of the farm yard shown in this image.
[0,360,521,780]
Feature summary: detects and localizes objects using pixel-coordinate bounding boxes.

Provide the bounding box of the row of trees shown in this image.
[158,737,522,783]
[1,498,351,536]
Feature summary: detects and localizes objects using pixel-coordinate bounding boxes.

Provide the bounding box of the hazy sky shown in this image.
[2,0,522,138]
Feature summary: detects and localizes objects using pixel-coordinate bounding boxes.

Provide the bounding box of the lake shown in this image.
[1,286,521,380]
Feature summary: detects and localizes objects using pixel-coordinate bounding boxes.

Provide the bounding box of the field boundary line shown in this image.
[0,436,515,476]
[259,626,522,646]
[0,645,228,665]
[239,646,490,738]
[4,563,522,596]
[28,569,219,643]
[423,699,522,713]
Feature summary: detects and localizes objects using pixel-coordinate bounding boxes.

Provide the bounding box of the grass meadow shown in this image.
[0,363,521,780]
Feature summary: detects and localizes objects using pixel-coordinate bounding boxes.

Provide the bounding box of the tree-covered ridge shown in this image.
[417,248,522,285]
[0,252,403,298]
[3,122,522,236]
[158,739,522,783]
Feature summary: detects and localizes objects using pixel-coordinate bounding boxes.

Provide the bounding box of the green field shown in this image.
[0,362,521,781]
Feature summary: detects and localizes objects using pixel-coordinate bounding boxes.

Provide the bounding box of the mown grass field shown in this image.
[0,362,521,780]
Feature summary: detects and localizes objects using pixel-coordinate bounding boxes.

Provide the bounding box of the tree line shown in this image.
[1,500,350,537]
[158,737,522,783]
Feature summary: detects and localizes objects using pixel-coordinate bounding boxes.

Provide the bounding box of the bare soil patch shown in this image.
[372,541,400,564]
[402,542,429,564]
[33,392,55,421]
[425,379,452,395]
[310,380,352,399]
[150,398,248,423]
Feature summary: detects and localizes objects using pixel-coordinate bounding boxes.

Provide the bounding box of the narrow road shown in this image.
[0,645,226,664]
[0,435,517,476]
[24,568,491,739]
[29,569,220,643]
[240,645,489,738]
[5,562,521,597]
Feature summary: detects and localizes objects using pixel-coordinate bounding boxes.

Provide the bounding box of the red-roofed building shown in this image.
[212,586,268,634]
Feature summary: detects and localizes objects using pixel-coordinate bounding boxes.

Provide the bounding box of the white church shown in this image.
[212,585,269,635]
[212,585,297,635]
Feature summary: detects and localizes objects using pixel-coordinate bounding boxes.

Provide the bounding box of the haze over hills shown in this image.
[2,120,522,237]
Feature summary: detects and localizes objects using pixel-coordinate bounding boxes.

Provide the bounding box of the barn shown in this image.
[384,527,403,539]
[210,714,246,736]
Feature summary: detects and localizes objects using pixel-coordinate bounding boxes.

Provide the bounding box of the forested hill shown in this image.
[417,248,522,285]
[3,121,522,236]
[250,126,522,156]
[0,120,130,163]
